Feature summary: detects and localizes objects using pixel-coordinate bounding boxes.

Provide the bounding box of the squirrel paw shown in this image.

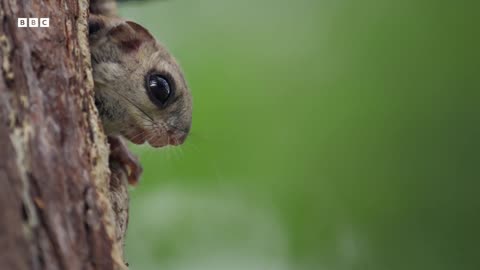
[108,135,143,185]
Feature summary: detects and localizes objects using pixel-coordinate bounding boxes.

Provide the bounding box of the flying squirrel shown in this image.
[89,0,192,184]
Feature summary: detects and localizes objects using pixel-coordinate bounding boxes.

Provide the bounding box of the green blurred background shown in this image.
[120,1,479,269]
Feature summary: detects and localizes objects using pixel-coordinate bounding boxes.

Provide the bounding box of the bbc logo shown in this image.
[18,18,49,28]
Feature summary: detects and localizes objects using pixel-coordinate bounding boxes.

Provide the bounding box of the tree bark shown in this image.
[0,1,129,269]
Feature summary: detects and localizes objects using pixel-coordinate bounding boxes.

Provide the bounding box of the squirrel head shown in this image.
[89,15,192,147]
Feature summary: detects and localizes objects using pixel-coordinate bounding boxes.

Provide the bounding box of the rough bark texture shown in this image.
[0,1,129,269]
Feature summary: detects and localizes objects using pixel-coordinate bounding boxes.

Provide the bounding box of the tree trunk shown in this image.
[0,1,129,269]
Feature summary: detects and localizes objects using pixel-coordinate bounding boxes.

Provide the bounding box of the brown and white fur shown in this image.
[89,1,192,184]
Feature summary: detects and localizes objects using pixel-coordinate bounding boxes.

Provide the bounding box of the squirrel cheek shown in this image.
[93,62,125,83]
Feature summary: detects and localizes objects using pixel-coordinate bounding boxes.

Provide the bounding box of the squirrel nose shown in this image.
[167,130,188,146]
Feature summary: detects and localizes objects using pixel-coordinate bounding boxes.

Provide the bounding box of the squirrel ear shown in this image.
[107,21,154,53]
[125,21,155,42]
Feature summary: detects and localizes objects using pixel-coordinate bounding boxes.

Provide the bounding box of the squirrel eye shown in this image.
[147,74,171,105]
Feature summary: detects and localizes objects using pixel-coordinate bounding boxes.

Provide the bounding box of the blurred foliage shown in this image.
[120,1,480,269]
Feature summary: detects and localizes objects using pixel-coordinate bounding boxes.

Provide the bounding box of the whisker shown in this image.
[121,128,149,143]
[103,88,155,124]
[165,123,189,134]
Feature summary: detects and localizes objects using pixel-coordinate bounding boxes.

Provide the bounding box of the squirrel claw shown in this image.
[108,136,143,185]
